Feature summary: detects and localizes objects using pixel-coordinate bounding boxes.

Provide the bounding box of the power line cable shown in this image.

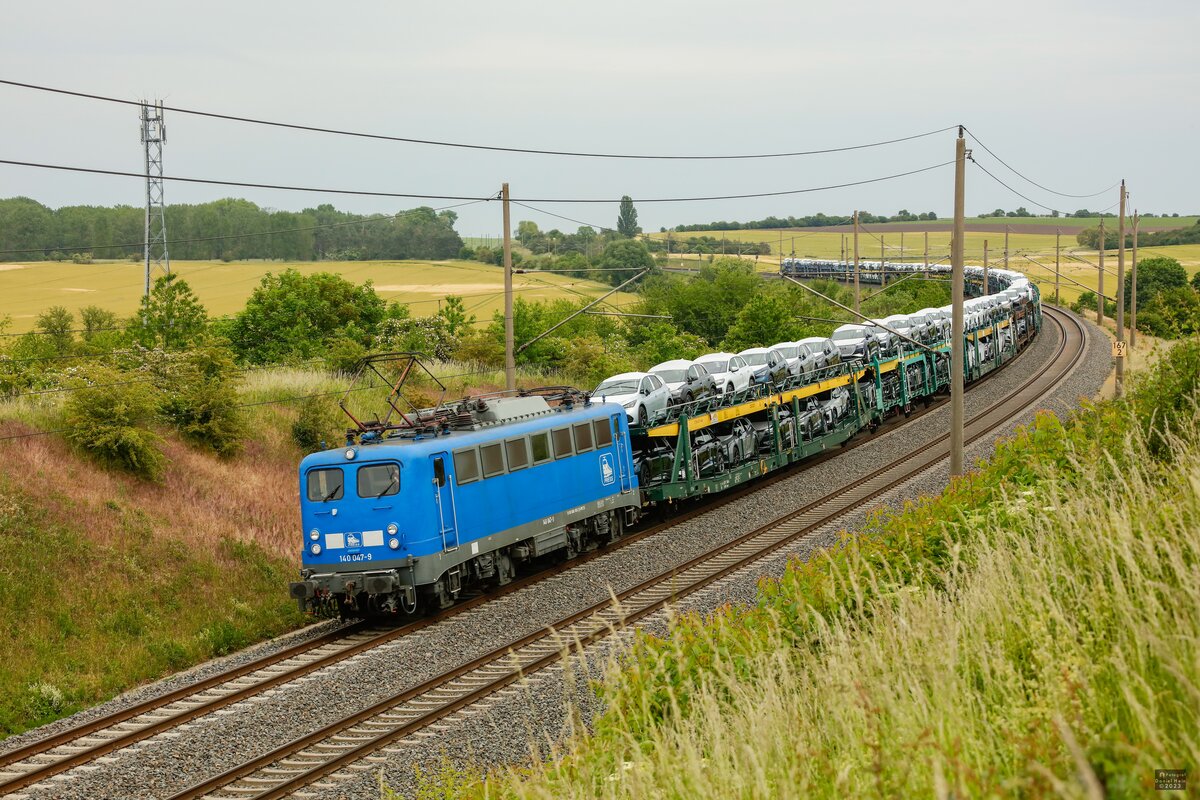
[0,79,957,160]
[962,127,1119,199]
[0,157,957,204]
[0,158,495,202]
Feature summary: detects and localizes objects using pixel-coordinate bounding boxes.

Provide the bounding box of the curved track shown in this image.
[165,307,1085,800]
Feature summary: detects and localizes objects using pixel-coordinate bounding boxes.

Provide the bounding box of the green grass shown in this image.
[0,259,635,334]
[416,339,1200,799]
[0,480,305,736]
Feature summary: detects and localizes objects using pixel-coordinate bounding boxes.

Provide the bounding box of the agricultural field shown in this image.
[653,231,1200,304]
[0,259,635,333]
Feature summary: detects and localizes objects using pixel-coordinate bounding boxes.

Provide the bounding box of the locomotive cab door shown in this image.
[430,453,459,552]
[613,415,633,494]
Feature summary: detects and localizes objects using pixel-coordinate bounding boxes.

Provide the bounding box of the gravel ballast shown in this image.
[10,311,1112,800]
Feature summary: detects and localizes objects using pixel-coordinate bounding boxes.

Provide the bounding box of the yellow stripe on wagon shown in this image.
[646,366,872,437]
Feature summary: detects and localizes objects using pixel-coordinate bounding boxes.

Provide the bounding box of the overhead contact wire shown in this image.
[0,79,955,160]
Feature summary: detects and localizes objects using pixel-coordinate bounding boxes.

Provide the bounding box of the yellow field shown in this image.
[0,259,635,332]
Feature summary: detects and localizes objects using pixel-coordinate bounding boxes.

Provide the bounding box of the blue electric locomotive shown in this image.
[290,393,640,615]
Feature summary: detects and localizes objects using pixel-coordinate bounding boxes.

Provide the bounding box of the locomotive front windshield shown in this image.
[357,463,400,498]
[307,468,343,502]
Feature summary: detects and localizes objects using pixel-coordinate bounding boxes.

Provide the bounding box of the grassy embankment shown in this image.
[0,356,571,738]
[414,338,1200,798]
[0,259,636,334]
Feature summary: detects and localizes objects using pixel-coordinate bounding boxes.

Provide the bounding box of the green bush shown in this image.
[152,345,246,457]
[292,397,342,452]
[62,365,165,480]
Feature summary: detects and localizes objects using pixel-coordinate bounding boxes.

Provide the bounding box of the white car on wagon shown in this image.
[593,371,671,428]
[694,352,753,396]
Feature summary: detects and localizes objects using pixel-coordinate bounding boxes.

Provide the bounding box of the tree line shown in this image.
[670,210,939,232]
[0,197,464,262]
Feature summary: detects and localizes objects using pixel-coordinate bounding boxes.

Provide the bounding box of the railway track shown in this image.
[160,307,1084,800]
[0,314,1045,797]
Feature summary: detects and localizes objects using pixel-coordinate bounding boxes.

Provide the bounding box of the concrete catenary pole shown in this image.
[1003,224,1009,275]
[1055,227,1061,304]
[951,129,967,478]
[853,211,861,313]
[1130,211,1140,349]
[1097,217,1106,325]
[502,183,516,391]
[1116,180,1127,395]
[924,230,929,278]
[880,235,886,288]
[983,240,989,296]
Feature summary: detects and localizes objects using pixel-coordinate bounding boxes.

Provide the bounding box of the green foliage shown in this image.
[641,257,760,345]
[128,274,209,350]
[0,198,463,262]
[596,238,654,286]
[1124,256,1188,310]
[36,305,75,355]
[617,195,640,238]
[61,365,165,480]
[152,345,246,457]
[227,269,387,364]
[720,292,800,352]
[292,396,343,452]
[78,305,119,342]
[1070,290,1117,319]
[1130,335,1200,458]
[325,336,368,375]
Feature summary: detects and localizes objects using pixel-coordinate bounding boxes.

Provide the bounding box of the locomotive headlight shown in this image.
[309,529,320,541]
[388,537,400,550]
[344,448,356,460]
[386,522,399,536]
[309,542,322,556]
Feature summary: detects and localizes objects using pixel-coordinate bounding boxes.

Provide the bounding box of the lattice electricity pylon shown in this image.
[140,100,170,297]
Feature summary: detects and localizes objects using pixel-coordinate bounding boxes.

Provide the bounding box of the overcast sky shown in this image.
[2,0,1196,237]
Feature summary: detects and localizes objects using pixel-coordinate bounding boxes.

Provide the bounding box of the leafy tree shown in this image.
[62,365,165,480]
[720,293,800,352]
[640,257,759,345]
[437,295,475,338]
[36,306,75,355]
[1192,271,1200,292]
[79,306,119,342]
[596,238,654,287]
[227,269,387,364]
[617,196,640,238]
[129,274,208,350]
[1123,256,1188,312]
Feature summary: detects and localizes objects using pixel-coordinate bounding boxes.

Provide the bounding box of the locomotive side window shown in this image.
[307,468,344,502]
[593,418,614,448]
[552,427,574,459]
[505,438,530,471]
[530,432,551,464]
[357,463,399,498]
[480,442,506,478]
[453,448,480,485]
[573,422,594,452]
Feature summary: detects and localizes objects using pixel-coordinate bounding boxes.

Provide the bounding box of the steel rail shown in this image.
[173,308,1082,800]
